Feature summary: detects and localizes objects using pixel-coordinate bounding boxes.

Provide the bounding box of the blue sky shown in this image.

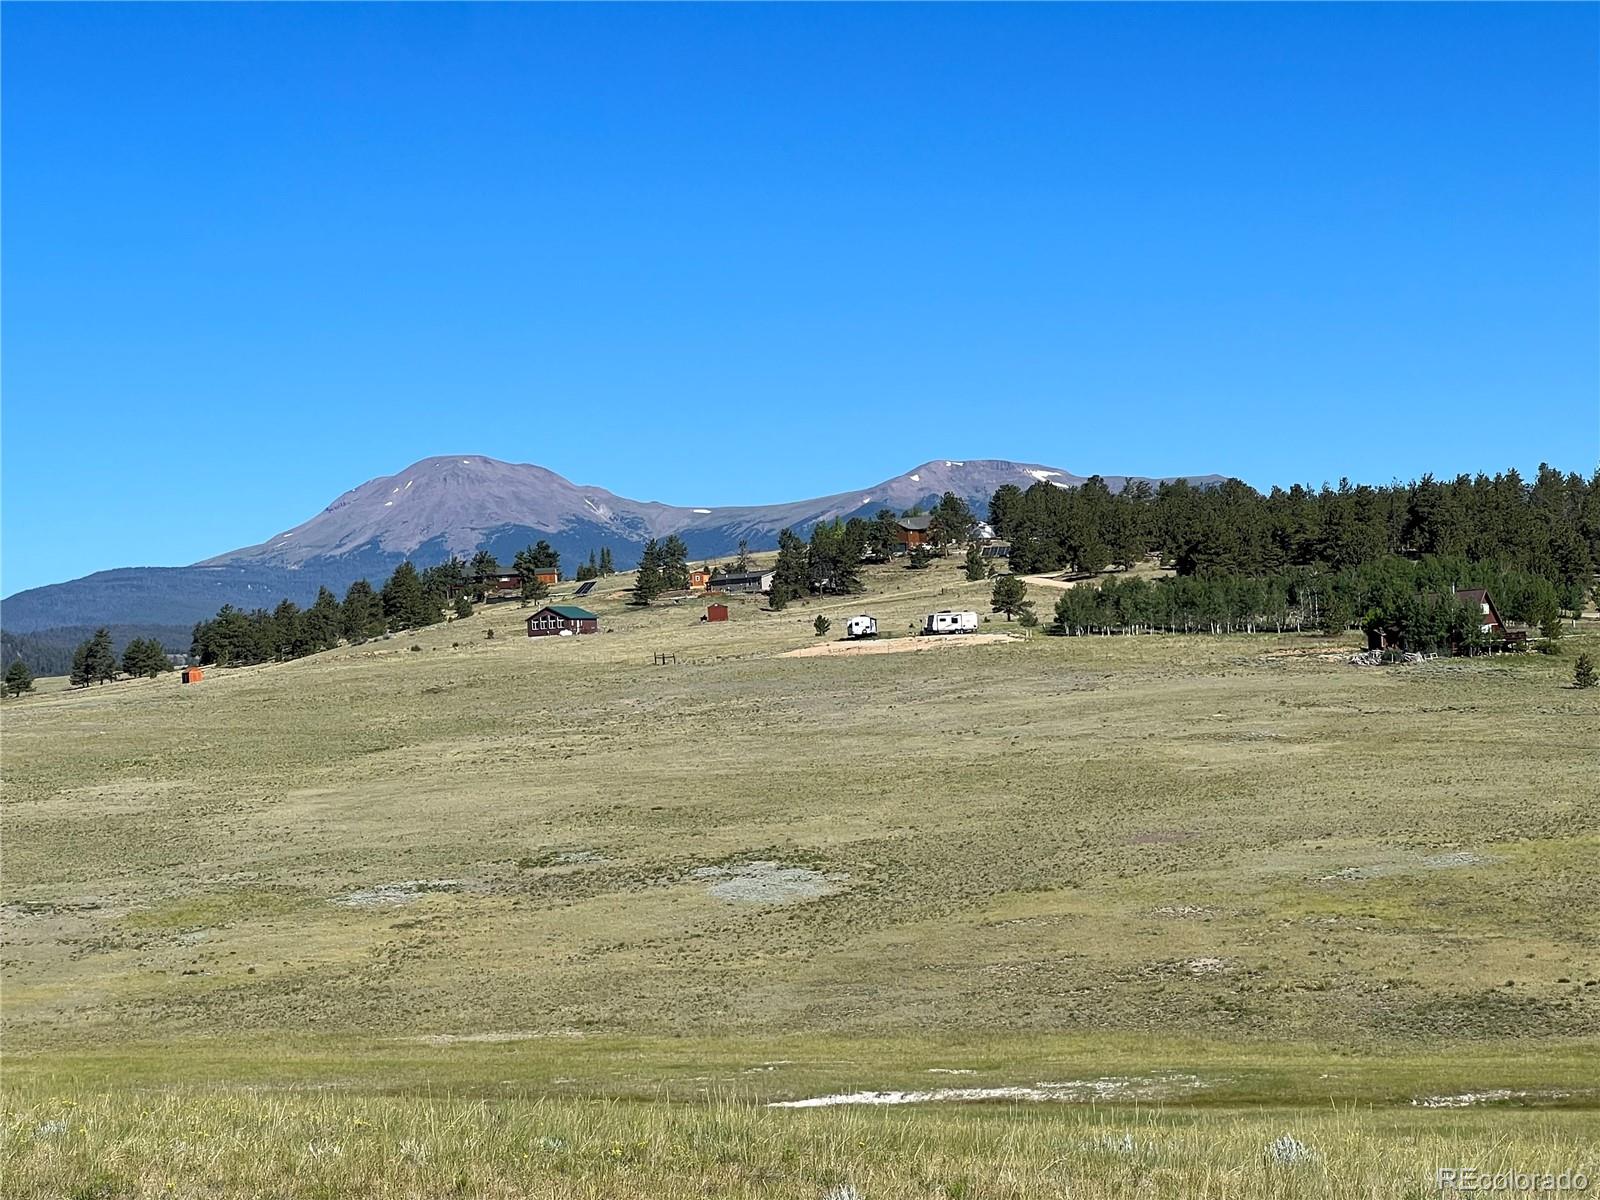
[3,3,1596,595]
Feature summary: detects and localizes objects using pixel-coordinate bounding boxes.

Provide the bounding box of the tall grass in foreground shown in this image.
[2,1088,1594,1199]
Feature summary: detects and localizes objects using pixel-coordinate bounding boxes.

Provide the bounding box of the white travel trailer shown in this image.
[845,615,879,639]
[923,610,979,635]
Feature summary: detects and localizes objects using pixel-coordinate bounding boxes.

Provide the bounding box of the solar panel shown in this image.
[571,580,597,597]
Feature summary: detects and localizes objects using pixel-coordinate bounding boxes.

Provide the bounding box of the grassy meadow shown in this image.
[3,559,1597,1196]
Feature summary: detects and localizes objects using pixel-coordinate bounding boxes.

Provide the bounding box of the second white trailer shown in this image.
[923,610,979,635]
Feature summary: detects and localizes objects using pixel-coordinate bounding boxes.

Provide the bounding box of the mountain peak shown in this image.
[3,456,1224,633]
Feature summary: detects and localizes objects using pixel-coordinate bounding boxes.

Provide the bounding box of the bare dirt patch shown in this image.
[333,880,464,908]
[691,861,848,904]
[782,634,1018,659]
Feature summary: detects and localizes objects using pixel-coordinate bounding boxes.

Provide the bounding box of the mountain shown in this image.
[1,456,1223,636]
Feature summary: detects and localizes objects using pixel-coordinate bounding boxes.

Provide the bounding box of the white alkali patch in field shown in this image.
[1322,852,1496,882]
[692,861,847,904]
[769,1074,1210,1107]
[334,880,463,908]
[1411,1088,1575,1108]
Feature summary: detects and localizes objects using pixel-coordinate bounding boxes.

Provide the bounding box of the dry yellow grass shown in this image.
[3,557,1597,1195]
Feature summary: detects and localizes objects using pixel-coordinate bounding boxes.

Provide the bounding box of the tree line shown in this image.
[45,628,178,688]
[989,465,1599,614]
[188,540,603,667]
[762,493,983,609]
[1048,556,1575,651]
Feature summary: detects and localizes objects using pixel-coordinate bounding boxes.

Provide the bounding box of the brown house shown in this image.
[525,605,599,637]
[1454,588,1504,636]
[894,515,934,551]
[688,567,713,592]
[1366,587,1516,654]
[474,573,523,602]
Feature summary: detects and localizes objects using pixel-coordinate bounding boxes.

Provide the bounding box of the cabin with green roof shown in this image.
[525,604,599,637]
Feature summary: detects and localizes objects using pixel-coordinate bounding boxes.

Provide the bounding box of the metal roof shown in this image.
[533,605,598,620]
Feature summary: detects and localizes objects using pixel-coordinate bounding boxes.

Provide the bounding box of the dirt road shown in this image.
[781,633,1020,658]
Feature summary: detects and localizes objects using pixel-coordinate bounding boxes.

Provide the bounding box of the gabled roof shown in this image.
[895,515,934,531]
[1453,588,1490,605]
[531,604,597,620]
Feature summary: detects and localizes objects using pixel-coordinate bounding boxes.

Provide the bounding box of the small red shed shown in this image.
[705,603,729,622]
[182,666,204,684]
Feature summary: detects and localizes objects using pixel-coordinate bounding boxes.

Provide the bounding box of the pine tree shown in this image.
[382,562,429,630]
[930,491,977,549]
[271,599,303,660]
[342,580,385,642]
[599,546,614,576]
[305,587,344,651]
[632,539,665,605]
[660,535,690,590]
[814,615,832,637]
[121,637,171,678]
[469,550,501,581]
[4,660,35,697]
[81,628,118,684]
[869,509,901,561]
[769,528,809,608]
[1574,653,1597,689]
[734,539,752,572]
[454,594,473,619]
[69,640,92,688]
[520,574,549,606]
[435,556,468,598]
[1539,604,1564,655]
[964,543,986,581]
[991,574,1032,621]
[804,519,863,594]
[511,546,551,605]
[120,639,147,678]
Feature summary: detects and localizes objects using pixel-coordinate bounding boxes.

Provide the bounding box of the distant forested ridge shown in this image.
[989,465,1598,612]
[1,625,190,677]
